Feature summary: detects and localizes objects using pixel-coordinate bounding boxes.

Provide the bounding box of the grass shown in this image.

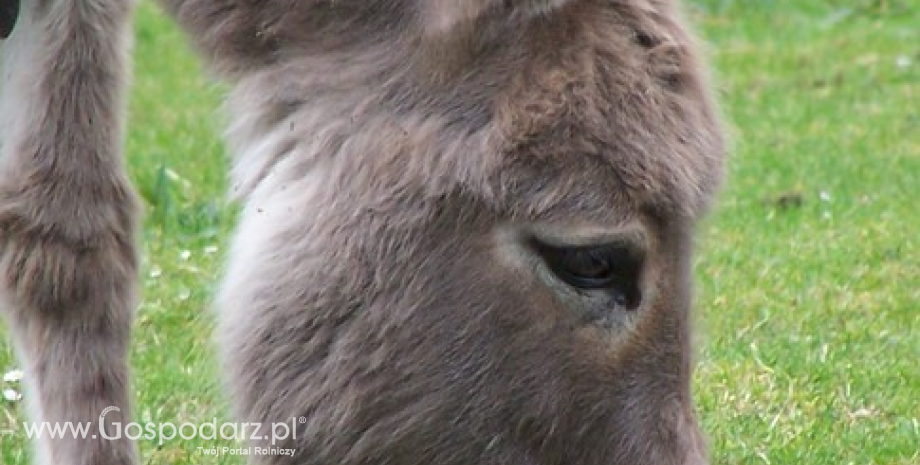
[1,1,918,464]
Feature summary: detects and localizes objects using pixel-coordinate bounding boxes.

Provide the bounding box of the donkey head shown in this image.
[175,0,726,464]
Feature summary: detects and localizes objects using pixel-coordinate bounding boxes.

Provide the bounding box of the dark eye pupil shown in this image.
[558,249,612,280]
[531,239,644,310]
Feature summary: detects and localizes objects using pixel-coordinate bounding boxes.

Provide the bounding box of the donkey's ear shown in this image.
[0,0,19,39]
[422,0,573,35]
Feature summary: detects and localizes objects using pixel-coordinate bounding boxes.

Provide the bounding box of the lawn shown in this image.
[1,1,918,464]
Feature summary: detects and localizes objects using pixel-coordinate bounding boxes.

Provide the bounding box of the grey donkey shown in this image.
[0,0,726,464]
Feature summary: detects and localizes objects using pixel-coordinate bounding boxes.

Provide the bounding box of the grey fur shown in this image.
[0,1,138,465]
[1,0,726,464]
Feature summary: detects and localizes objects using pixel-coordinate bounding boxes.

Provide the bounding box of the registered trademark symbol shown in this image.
[298,417,306,424]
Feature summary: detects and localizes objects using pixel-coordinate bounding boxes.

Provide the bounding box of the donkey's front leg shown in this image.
[0,1,139,465]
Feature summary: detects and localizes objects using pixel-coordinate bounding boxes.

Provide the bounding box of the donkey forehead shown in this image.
[422,27,722,221]
[231,73,721,228]
[307,86,720,230]
[486,44,722,222]
[230,2,723,224]
[432,78,722,225]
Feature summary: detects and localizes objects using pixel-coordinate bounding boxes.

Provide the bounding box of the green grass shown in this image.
[690,1,919,464]
[1,1,918,464]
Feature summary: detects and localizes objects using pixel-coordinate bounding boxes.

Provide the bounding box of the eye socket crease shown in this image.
[528,237,645,311]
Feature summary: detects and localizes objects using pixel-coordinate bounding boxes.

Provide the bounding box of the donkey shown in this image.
[0,0,725,464]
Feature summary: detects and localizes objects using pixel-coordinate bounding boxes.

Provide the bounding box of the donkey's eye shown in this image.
[531,240,644,310]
